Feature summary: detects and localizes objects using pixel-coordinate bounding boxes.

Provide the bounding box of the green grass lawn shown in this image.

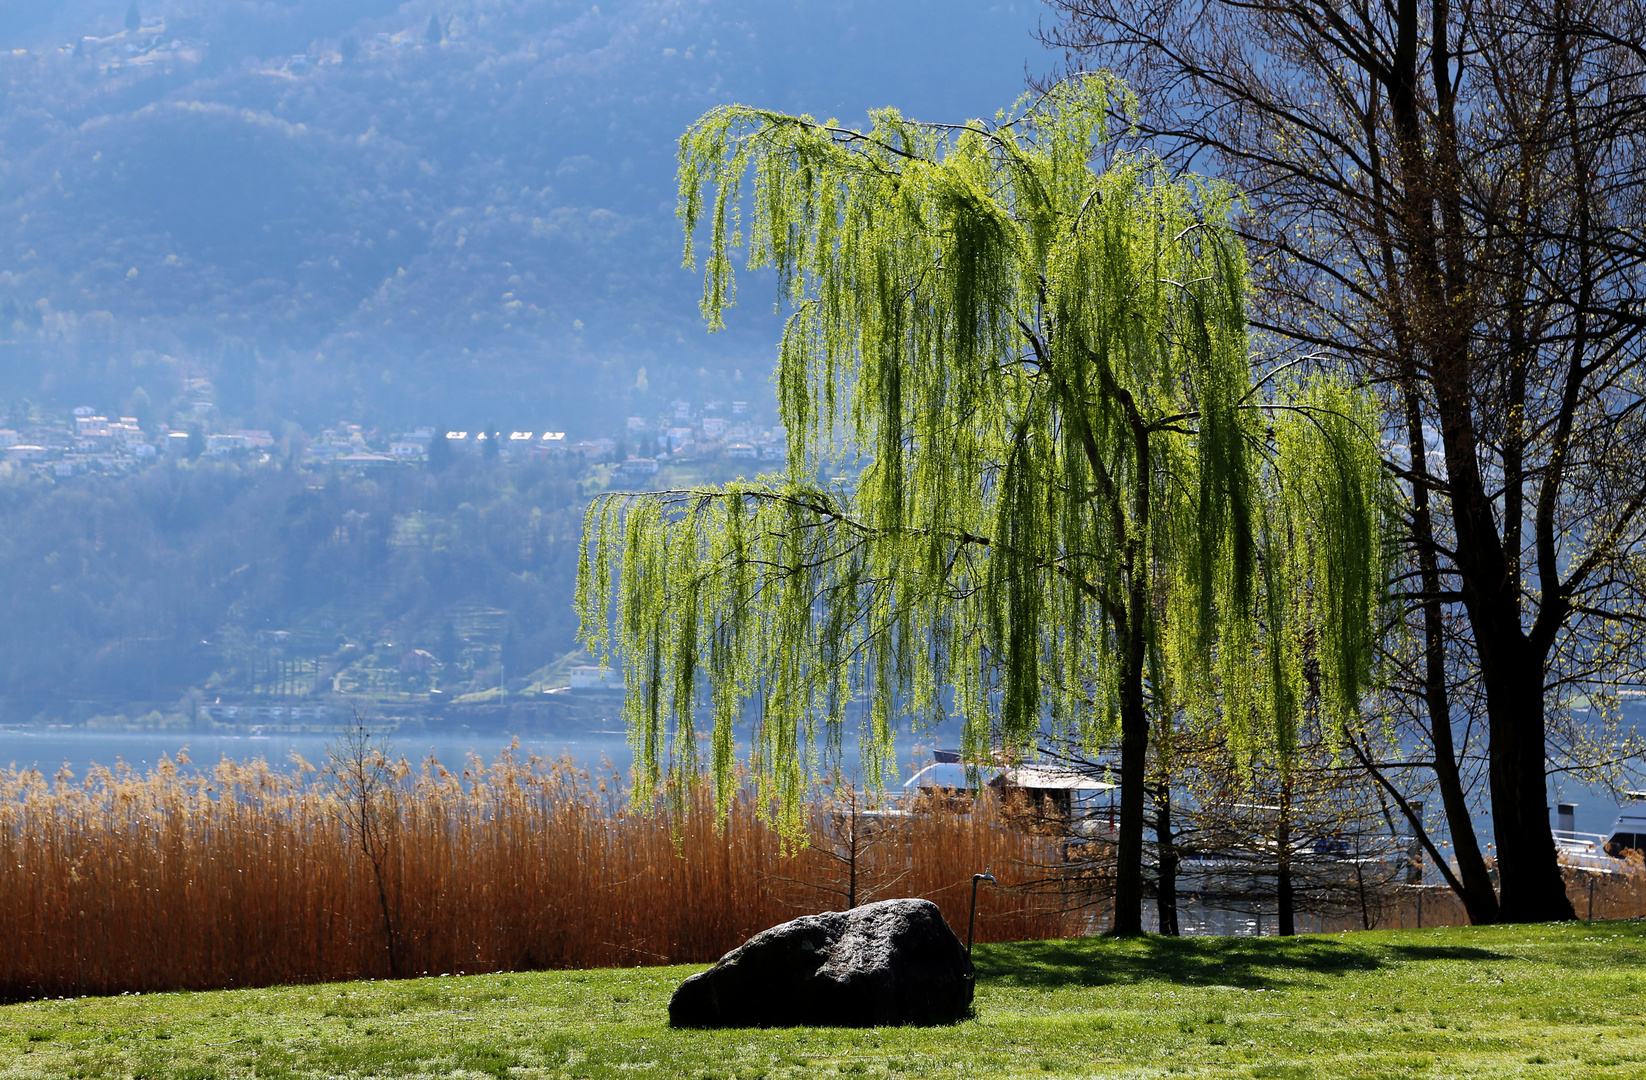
[4,921,1646,1079]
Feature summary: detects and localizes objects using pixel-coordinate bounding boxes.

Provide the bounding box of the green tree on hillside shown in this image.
[438,620,461,668]
[577,77,1387,934]
[218,339,256,415]
[428,428,454,473]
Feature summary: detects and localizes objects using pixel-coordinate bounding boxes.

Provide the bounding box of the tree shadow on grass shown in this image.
[1382,944,1510,963]
[974,935,1386,991]
[975,935,1522,991]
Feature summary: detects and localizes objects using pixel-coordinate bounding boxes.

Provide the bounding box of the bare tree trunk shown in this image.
[333,723,401,978]
[1356,860,1373,931]
[362,799,400,979]
[1400,378,1500,923]
[1485,655,1573,920]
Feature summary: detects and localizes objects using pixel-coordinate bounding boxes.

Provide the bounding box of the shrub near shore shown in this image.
[0,748,1074,1000]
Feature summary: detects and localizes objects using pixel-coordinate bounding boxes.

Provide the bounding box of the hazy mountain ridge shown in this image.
[0,1,1046,432]
[0,1,1045,721]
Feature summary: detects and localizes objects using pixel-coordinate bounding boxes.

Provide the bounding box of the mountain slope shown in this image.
[0,0,1049,432]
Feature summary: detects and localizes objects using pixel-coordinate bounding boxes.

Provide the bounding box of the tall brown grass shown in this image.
[14,746,1637,1001]
[0,746,1078,1000]
[1373,857,1646,930]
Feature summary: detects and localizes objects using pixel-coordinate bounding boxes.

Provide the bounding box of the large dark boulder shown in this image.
[668,897,974,1028]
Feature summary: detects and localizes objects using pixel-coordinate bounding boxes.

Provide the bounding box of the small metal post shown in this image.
[968,869,997,954]
[1589,874,1596,921]
[1417,887,1423,929]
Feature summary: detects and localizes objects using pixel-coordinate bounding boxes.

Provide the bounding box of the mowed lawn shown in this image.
[3,921,1646,1079]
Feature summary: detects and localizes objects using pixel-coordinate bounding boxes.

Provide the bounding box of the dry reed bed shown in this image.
[0,748,1076,1000]
[1262,858,1646,934]
[1364,859,1646,931]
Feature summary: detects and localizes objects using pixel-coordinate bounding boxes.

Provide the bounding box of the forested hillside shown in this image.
[0,1,1045,721]
[0,0,1045,433]
[0,453,589,719]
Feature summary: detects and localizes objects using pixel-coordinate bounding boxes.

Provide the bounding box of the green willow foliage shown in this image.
[577,76,1386,834]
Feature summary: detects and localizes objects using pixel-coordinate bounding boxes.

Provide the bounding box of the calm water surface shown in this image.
[0,728,638,781]
[2,711,1635,835]
[0,723,963,787]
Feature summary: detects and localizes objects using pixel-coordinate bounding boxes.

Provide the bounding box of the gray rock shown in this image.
[668,897,974,1028]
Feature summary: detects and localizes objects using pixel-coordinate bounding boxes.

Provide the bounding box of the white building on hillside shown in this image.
[569,665,624,691]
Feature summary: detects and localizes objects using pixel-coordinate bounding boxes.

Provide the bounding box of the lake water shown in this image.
[0,728,637,779]
[1,714,1634,838]
[0,722,965,788]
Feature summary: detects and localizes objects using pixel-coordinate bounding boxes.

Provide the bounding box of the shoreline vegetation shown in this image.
[0,747,1077,1002]
[6,747,1646,1006]
[4,923,1646,1078]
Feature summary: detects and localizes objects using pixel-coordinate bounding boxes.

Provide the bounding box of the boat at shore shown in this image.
[1554,792,1646,873]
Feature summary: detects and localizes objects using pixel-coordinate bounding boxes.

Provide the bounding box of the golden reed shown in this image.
[0,746,1078,1000]
[1363,854,1646,932]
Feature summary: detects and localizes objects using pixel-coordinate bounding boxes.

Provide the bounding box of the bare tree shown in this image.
[1045,0,1646,922]
[1179,736,1414,934]
[1053,718,1412,934]
[328,719,402,976]
[755,779,915,912]
[807,784,915,910]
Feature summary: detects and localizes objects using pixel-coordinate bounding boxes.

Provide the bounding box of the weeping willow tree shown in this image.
[577,75,1386,935]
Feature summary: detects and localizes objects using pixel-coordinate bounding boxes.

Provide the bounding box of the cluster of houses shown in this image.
[612,399,787,482]
[302,425,571,467]
[0,407,280,477]
[3,397,785,480]
[300,398,786,477]
[195,702,333,723]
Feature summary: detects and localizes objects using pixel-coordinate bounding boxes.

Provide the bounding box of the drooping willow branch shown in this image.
[579,75,1389,838]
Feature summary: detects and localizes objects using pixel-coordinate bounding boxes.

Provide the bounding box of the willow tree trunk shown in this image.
[1154,783,1179,936]
[1277,774,1295,936]
[1112,694,1152,935]
[1108,420,1154,937]
[1112,622,1149,936]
